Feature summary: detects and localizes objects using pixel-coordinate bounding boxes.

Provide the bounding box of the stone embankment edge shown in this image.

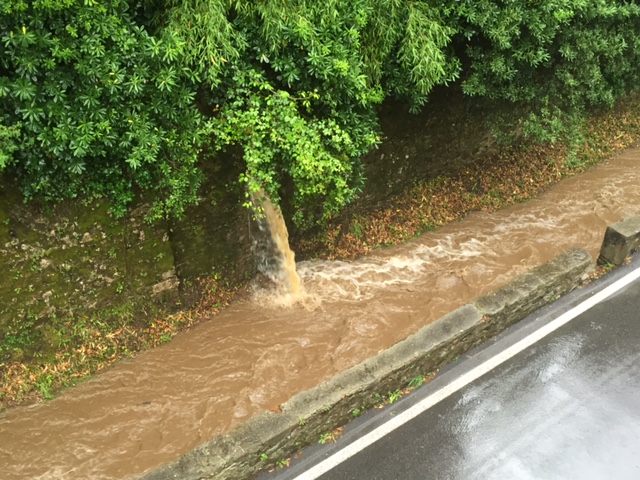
[142,247,593,480]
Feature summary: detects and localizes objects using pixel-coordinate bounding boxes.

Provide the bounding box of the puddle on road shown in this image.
[1,149,639,479]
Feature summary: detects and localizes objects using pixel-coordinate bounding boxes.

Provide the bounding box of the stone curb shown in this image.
[142,247,593,480]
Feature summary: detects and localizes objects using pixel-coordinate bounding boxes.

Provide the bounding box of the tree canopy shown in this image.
[1,0,639,223]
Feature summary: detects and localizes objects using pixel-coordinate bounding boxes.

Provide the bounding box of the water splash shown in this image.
[250,192,304,306]
[261,199,301,295]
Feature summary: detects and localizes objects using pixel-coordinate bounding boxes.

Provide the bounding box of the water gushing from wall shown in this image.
[250,192,302,299]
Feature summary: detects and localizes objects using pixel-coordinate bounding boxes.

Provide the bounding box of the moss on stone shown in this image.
[0,189,180,367]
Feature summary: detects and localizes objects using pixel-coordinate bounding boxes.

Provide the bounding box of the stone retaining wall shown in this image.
[0,147,253,363]
[0,182,177,362]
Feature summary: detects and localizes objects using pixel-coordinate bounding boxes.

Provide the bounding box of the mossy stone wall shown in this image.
[0,147,255,364]
[169,147,255,283]
[0,180,176,363]
[357,87,496,209]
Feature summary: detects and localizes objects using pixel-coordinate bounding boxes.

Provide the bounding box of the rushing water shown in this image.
[253,195,302,297]
[1,148,639,479]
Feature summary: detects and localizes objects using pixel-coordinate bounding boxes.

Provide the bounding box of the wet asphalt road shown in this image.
[266,256,640,480]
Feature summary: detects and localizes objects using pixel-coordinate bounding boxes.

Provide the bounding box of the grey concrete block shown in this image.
[409,304,483,352]
[474,247,591,329]
[223,421,263,461]
[142,438,229,480]
[598,215,640,266]
[244,411,297,445]
[282,363,374,419]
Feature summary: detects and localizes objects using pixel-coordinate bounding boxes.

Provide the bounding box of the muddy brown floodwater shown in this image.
[1,148,639,479]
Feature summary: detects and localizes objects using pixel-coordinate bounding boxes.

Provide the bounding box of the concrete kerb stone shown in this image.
[141,247,593,480]
[473,248,592,343]
[244,411,299,446]
[598,215,640,266]
[282,363,376,420]
[360,304,483,382]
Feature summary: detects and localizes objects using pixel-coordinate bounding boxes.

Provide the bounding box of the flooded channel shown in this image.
[1,148,639,479]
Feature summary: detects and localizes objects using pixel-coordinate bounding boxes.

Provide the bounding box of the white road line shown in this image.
[294,265,640,480]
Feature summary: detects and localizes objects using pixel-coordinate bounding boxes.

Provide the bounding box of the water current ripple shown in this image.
[1,149,639,479]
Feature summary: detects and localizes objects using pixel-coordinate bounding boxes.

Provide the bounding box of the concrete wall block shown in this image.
[597,215,640,266]
[475,247,591,327]
[244,411,297,446]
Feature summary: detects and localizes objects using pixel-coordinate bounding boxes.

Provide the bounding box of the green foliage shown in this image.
[165,0,459,224]
[388,2,460,111]
[210,66,377,223]
[388,389,402,404]
[444,0,640,141]
[407,374,425,390]
[2,0,640,224]
[0,120,20,169]
[0,0,209,219]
